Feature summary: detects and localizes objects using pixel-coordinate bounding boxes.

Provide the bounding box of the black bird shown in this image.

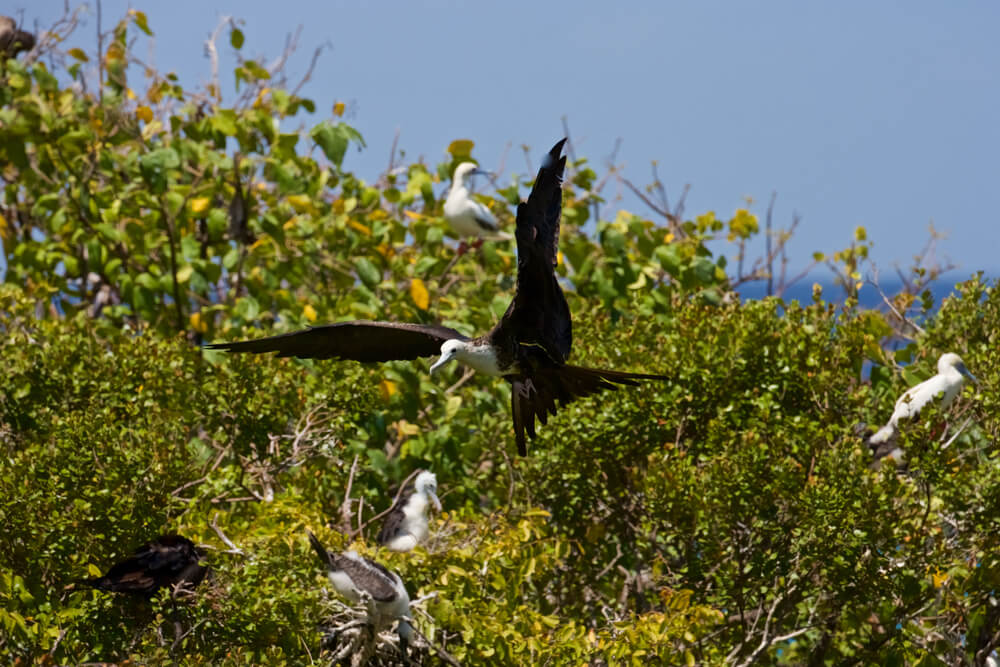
[77,534,207,597]
[209,139,668,454]
[0,16,35,59]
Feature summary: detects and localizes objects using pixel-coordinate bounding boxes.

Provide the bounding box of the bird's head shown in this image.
[939,352,977,384]
[430,339,463,375]
[414,470,442,512]
[452,162,489,187]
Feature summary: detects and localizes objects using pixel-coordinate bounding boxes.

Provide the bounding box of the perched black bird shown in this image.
[209,139,669,454]
[77,534,207,597]
[0,16,35,59]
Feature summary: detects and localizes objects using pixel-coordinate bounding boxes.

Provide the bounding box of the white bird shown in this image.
[868,352,977,464]
[308,532,413,659]
[443,162,511,245]
[377,470,442,552]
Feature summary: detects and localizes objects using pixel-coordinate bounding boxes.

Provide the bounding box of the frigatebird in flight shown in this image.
[209,138,668,454]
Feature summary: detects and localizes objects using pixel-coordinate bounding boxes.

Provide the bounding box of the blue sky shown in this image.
[17,1,1000,280]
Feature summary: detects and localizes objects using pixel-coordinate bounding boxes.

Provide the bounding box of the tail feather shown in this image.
[308,531,332,567]
[509,364,668,455]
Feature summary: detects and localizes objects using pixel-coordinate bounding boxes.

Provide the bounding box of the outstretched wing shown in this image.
[509,365,669,455]
[207,321,469,362]
[498,138,572,364]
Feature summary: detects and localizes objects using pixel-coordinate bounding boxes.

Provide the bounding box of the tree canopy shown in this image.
[1,9,997,666]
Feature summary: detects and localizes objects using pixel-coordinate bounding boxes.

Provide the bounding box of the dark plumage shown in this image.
[208,138,669,454]
[77,534,207,597]
[0,16,35,59]
[210,321,468,362]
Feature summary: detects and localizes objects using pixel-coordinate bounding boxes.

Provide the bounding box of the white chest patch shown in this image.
[457,343,503,377]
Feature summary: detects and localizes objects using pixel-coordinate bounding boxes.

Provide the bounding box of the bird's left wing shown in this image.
[499,139,572,363]
[208,321,469,362]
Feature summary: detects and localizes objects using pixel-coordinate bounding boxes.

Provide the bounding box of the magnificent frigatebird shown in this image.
[376,470,442,552]
[76,534,208,597]
[208,138,668,454]
[443,161,511,245]
[867,352,978,465]
[308,531,413,659]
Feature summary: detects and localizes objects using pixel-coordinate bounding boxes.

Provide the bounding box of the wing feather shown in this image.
[207,321,468,362]
[509,365,669,454]
[500,139,572,364]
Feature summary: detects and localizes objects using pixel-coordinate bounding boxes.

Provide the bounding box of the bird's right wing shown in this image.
[207,321,469,362]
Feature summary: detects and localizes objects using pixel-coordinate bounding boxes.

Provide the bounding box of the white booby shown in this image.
[77,534,208,597]
[377,470,442,552]
[868,352,977,464]
[209,139,669,454]
[443,161,511,243]
[308,532,413,659]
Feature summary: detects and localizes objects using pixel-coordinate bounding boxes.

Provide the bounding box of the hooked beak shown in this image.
[958,363,978,384]
[429,491,442,512]
[429,355,449,375]
[470,168,493,178]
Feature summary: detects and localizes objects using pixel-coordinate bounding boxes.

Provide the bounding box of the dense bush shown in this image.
[2,9,997,666]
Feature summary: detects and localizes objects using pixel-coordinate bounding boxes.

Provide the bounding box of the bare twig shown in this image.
[209,513,246,556]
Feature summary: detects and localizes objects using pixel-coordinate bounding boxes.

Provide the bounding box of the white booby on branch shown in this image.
[377,470,442,552]
[444,161,511,245]
[76,534,208,597]
[308,531,413,660]
[867,352,978,464]
[209,138,669,454]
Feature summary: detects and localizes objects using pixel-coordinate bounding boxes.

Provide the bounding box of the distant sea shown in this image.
[735,273,988,313]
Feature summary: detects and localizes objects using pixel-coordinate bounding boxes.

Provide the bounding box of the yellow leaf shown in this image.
[283,217,299,230]
[447,139,475,158]
[379,379,398,402]
[410,278,429,310]
[333,101,345,117]
[663,232,674,243]
[403,210,424,220]
[286,194,315,215]
[189,311,208,333]
[556,251,563,266]
[348,220,371,236]
[67,48,89,62]
[303,304,317,323]
[188,196,210,214]
[396,419,420,436]
[125,88,137,101]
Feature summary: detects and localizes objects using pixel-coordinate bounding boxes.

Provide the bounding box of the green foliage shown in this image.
[2,8,998,666]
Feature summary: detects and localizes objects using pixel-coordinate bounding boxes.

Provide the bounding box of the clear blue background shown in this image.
[14,1,1000,282]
